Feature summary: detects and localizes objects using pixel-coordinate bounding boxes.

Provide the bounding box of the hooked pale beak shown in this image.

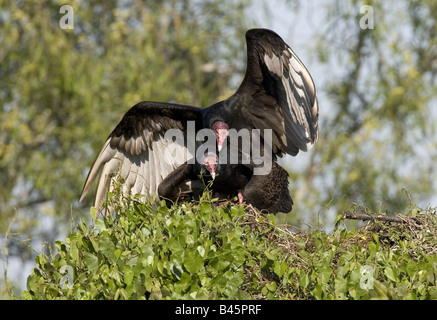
[208,161,217,180]
[203,152,218,180]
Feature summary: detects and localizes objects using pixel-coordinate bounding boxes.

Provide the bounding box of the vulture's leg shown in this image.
[238,192,244,204]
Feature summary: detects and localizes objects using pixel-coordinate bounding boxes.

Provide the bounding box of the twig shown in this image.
[343,211,421,224]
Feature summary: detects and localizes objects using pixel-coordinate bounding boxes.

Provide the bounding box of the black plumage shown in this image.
[80,28,318,215]
[212,159,293,214]
[158,142,293,213]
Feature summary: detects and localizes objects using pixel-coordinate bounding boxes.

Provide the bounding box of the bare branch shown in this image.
[343,211,421,224]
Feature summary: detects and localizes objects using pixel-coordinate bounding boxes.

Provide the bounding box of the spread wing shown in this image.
[234,28,319,157]
[79,101,203,212]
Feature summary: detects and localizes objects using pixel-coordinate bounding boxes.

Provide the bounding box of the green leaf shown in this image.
[183,249,204,274]
[384,267,397,282]
[273,261,287,277]
[21,290,33,300]
[406,259,418,278]
[168,237,183,253]
[267,214,276,225]
[90,206,96,221]
[99,235,117,264]
[197,245,205,258]
[266,281,277,292]
[264,250,275,261]
[114,249,121,260]
[83,253,99,274]
[123,265,134,286]
[372,281,389,300]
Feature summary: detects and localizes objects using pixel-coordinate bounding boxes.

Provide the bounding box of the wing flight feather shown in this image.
[236,29,319,157]
[79,101,202,214]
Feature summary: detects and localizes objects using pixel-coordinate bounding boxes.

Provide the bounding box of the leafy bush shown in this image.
[22,192,437,300]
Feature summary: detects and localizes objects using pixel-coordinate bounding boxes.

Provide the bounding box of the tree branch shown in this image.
[15,197,51,209]
[343,211,421,224]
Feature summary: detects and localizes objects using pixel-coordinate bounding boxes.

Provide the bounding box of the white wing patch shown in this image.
[80,133,193,214]
[264,52,283,77]
[263,47,318,153]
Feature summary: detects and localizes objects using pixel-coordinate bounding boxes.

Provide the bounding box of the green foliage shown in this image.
[3,0,437,298]
[22,192,437,300]
[0,0,252,230]
[0,0,253,287]
[291,0,437,220]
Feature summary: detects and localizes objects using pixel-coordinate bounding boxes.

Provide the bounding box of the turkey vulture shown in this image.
[213,159,293,213]
[79,28,318,213]
[158,149,293,213]
[157,152,218,207]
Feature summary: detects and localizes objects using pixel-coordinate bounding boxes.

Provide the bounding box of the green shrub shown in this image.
[22,193,437,300]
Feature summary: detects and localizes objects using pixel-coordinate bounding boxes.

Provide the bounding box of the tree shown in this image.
[0,0,253,294]
[2,0,437,296]
[283,0,437,225]
[21,193,437,300]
